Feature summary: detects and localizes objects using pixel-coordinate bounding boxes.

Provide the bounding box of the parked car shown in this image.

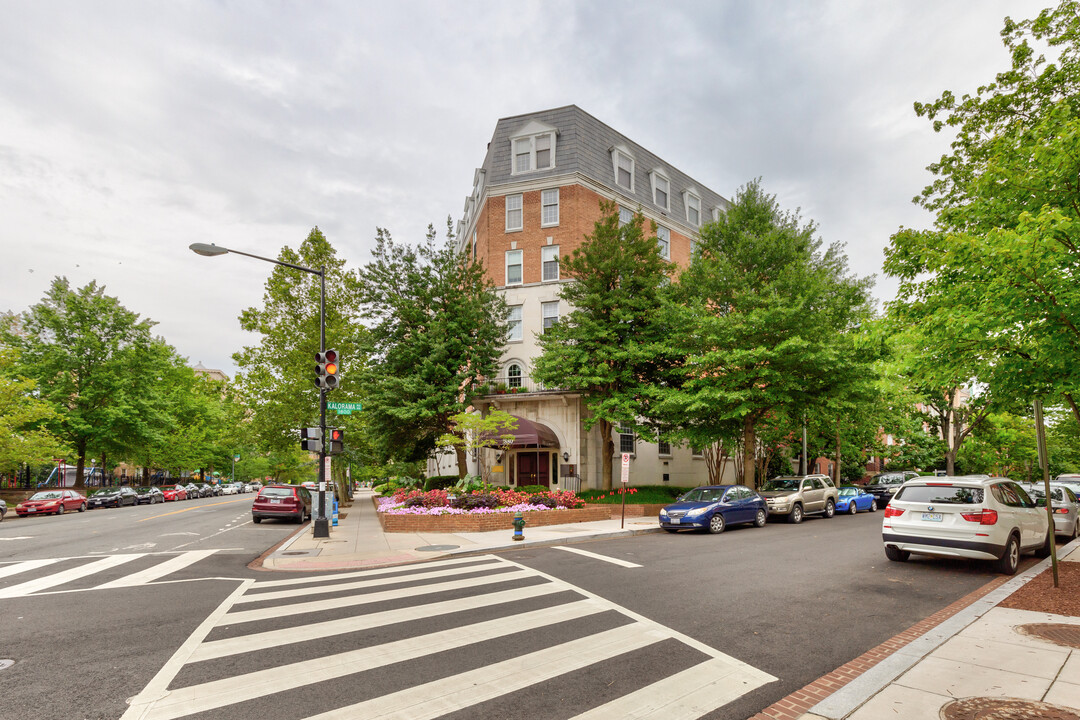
[658,485,768,534]
[219,484,238,496]
[301,481,318,491]
[1053,474,1080,495]
[134,486,164,504]
[193,483,214,498]
[837,486,877,514]
[0,498,6,522]
[882,475,1051,575]
[252,484,312,524]
[759,474,839,523]
[159,484,187,502]
[87,486,138,509]
[183,483,199,498]
[863,471,921,511]
[1023,483,1080,540]
[16,489,87,516]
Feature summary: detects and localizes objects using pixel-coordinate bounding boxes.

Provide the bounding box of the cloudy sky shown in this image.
[0,0,1049,377]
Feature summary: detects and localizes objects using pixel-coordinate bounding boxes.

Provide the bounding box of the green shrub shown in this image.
[519,484,550,494]
[578,485,692,504]
[424,475,459,491]
[453,475,488,494]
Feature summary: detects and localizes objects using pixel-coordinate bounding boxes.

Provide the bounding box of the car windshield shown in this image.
[30,491,63,500]
[871,473,907,485]
[261,487,295,497]
[763,478,800,491]
[680,488,724,503]
[895,485,984,504]
[1029,488,1065,502]
[838,488,859,496]
[90,488,116,495]
[136,487,154,493]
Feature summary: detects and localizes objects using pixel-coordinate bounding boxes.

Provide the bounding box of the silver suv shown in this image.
[760,474,839,523]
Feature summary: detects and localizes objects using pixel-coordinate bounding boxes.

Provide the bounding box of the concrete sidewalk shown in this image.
[258,489,661,572]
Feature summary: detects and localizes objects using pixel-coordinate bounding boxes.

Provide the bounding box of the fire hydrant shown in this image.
[512,511,526,541]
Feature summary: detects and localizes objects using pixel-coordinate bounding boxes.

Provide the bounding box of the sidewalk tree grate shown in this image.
[940,697,1080,720]
[1015,623,1080,650]
[415,545,460,552]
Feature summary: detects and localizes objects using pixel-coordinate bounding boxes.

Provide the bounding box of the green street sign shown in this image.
[327,401,362,415]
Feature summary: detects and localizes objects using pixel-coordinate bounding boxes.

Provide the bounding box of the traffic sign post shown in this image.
[620,453,630,528]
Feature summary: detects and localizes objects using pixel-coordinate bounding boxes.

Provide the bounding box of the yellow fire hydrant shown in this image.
[512,511,526,541]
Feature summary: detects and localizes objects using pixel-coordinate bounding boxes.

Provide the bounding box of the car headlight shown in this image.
[659,509,668,517]
[686,506,710,518]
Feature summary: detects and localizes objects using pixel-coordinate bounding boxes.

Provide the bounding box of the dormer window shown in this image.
[650,170,670,211]
[611,146,635,191]
[509,122,557,175]
[684,189,701,227]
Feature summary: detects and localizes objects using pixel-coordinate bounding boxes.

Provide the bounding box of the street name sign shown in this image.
[327,401,363,415]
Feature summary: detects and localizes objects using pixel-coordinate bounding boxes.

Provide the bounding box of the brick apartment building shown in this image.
[440,105,732,491]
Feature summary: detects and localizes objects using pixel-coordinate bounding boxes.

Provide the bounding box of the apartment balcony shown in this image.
[477,374,570,398]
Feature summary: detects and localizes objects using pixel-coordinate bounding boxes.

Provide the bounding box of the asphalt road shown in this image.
[0,502,1021,720]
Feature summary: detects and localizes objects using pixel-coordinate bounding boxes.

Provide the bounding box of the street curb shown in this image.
[791,537,1080,720]
[441,525,664,560]
[247,522,311,571]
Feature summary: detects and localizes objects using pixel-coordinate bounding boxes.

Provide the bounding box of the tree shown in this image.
[436,410,519,483]
[660,181,873,488]
[533,202,672,491]
[2,277,156,487]
[957,411,1039,480]
[0,348,69,473]
[885,1,1080,423]
[357,220,506,470]
[233,227,365,452]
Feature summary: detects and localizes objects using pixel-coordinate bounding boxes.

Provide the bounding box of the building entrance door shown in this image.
[515,452,550,488]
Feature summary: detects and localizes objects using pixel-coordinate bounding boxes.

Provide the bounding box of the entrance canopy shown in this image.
[485,415,559,449]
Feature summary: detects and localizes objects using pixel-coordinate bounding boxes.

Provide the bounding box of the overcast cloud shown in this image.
[0,1,1048,377]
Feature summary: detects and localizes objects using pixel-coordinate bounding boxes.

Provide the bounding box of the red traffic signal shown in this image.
[328,427,345,454]
[315,349,340,390]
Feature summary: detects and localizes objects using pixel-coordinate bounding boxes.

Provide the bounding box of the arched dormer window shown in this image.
[507,363,523,388]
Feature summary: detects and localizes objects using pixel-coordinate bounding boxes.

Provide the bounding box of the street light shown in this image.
[189,241,333,538]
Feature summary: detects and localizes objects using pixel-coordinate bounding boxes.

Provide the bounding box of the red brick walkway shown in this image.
[749,574,1012,720]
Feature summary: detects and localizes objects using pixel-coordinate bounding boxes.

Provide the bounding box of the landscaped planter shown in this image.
[609,503,667,518]
[375,501,612,533]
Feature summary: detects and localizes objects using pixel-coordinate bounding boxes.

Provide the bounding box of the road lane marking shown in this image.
[96,550,220,589]
[141,599,604,720]
[250,555,495,589]
[0,554,144,598]
[0,536,34,541]
[554,546,643,568]
[0,558,59,580]
[137,498,249,522]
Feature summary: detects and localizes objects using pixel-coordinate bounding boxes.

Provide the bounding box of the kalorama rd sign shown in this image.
[327,402,362,415]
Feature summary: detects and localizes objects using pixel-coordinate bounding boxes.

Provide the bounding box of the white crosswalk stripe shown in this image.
[0,550,221,597]
[124,554,777,720]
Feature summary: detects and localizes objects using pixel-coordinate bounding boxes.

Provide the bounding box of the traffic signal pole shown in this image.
[314,268,330,538]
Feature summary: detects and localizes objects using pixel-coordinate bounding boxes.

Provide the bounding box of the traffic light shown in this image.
[328,427,345,455]
[315,349,340,390]
[300,427,322,453]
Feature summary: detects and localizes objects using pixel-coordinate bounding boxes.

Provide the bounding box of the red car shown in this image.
[252,485,311,524]
[16,489,87,516]
[159,484,188,502]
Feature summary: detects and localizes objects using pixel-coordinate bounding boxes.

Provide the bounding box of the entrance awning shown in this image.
[485,415,559,448]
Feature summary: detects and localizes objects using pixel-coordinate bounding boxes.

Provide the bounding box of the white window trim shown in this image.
[541,300,559,332]
[683,189,702,227]
[505,249,523,287]
[541,245,559,282]
[611,145,635,192]
[505,193,523,232]
[509,131,557,176]
[541,188,560,228]
[617,425,636,456]
[507,304,523,342]
[649,169,671,212]
[656,225,671,260]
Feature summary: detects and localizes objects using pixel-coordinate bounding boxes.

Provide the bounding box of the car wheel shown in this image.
[787,504,803,524]
[1035,529,1053,559]
[870,499,877,513]
[997,534,1021,575]
[754,509,767,528]
[847,501,858,515]
[824,499,835,518]
[252,516,262,524]
[56,504,64,515]
[884,545,909,562]
[708,514,726,534]
[80,502,87,512]
[1073,520,1079,540]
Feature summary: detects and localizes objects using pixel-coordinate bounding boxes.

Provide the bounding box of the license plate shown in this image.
[28,508,36,513]
[271,499,281,504]
[922,512,943,522]
[670,518,680,524]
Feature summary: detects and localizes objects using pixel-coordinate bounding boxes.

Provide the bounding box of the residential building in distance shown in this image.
[448,105,731,491]
[192,361,229,383]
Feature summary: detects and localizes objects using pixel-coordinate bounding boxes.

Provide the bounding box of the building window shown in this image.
[651,171,670,211]
[541,301,559,332]
[691,444,704,458]
[685,191,701,226]
[541,188,559,227]
[506,250,523,286]
[618,206,634,227]
[507,363,523,388]
[619,425,635,454]
[656,225,670,259]
[612,147,635,191]
[507,305,522,341]
[541,245,559,282]
[658,440,671,456]
[711,206,721,223]
[505,194,523,232]
[511,132,556,175]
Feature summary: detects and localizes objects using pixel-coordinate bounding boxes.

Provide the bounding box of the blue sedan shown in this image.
[837,486,877,515]
[659,485,768,534]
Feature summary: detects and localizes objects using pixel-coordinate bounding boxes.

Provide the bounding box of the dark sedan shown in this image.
[87,486,138,509]
[658,484,768,534]
[864,471,921,510]
[134,486,164,504]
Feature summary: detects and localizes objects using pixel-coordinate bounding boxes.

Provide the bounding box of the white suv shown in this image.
[882,475,1051,575]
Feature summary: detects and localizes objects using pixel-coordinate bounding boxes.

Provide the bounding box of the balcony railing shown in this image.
[479,374,564,395]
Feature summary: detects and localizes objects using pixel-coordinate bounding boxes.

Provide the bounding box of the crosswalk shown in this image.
[0,550,221,597]
[123,554,776,720]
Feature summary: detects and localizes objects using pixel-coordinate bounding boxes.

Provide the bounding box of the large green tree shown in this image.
[3,278,156,486]
[533,202,671,491]
[659,181,873,489]
[885,2,1080,424]
[357,221,506,470]
[0,347,70,473]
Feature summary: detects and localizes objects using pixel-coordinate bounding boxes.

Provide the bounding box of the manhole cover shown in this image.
[415,545,459,552]
[940,697,1080,719]
[1016,623,1080,649]
[0,659,13,671]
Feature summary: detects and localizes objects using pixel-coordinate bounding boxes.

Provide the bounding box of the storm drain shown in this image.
[1016,623,1080,650]
[940,697,1080,719]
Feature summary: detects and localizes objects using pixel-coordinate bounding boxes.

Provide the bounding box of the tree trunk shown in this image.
[599,418,614,491]
[454,446,467,479]
[101,453,108,485]
[742,416,757,489]
[834,419,842,485]
[1065,393,1080,429]
[75,443,86,489]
